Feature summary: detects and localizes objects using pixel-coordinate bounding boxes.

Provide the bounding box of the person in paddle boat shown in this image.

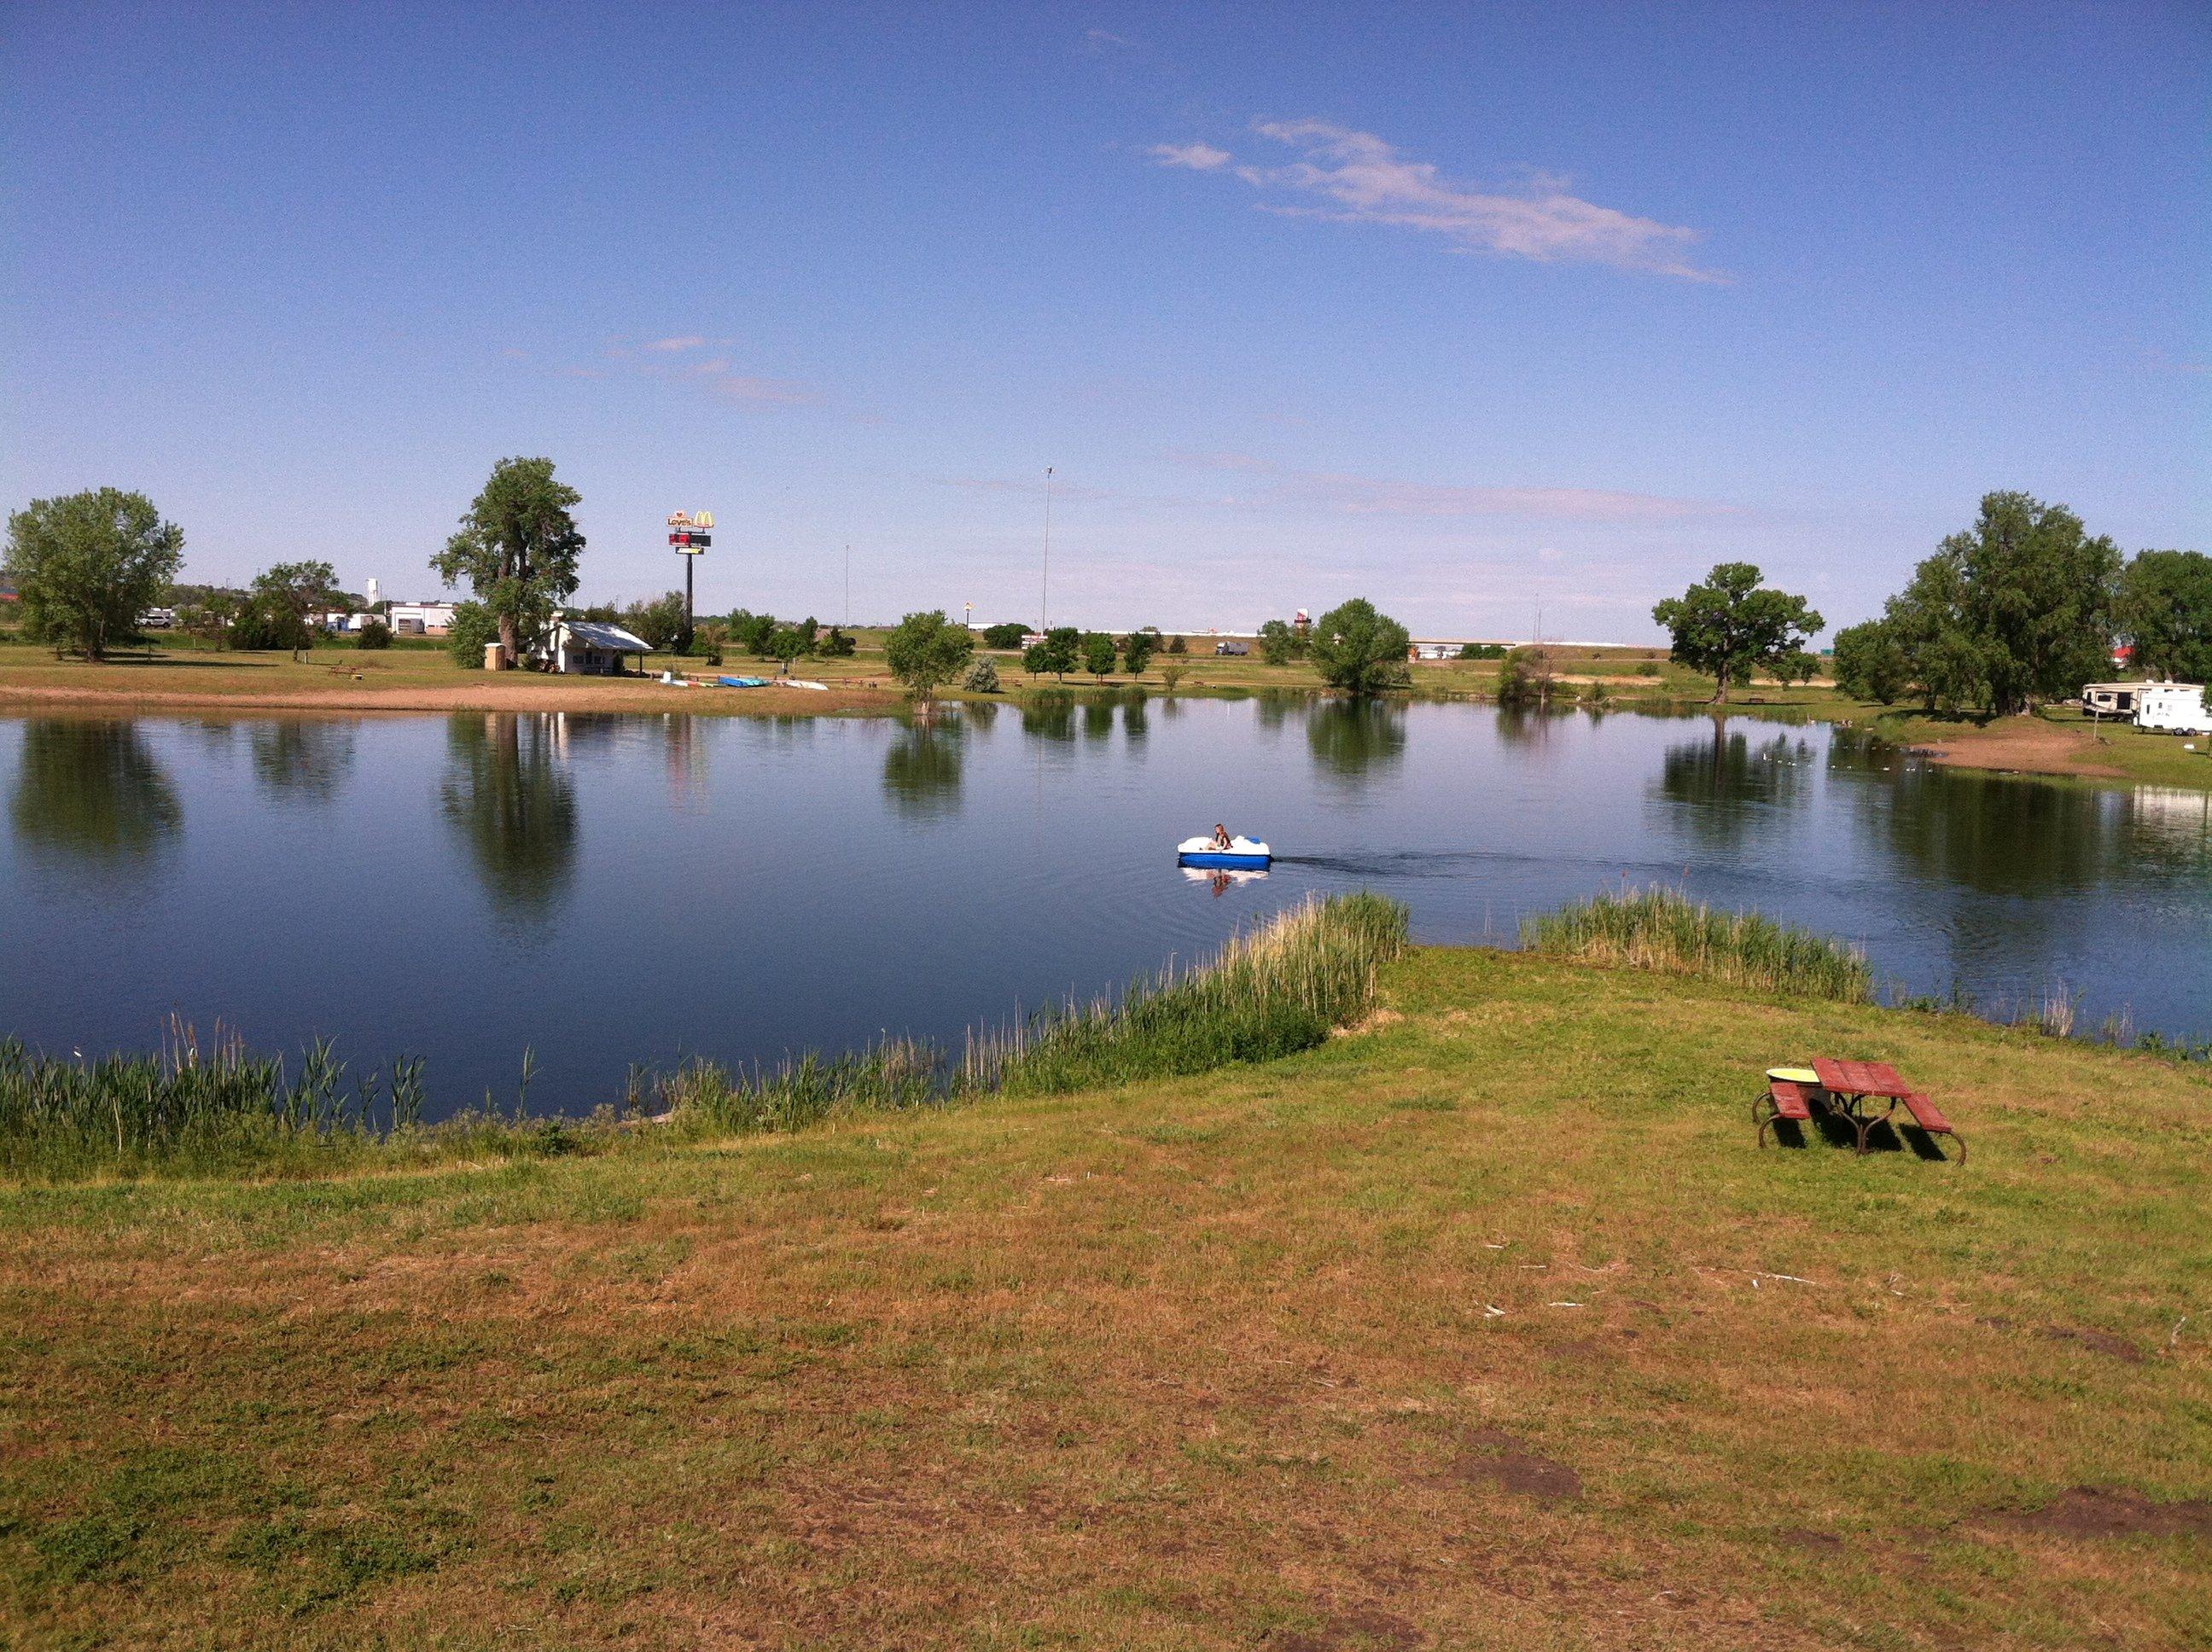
[1212,823,1232,850]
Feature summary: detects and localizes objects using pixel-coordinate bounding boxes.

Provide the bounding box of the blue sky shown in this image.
[4,2,2205,640]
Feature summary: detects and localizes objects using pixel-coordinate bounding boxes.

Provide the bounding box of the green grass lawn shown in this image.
[3,949,2204,1649]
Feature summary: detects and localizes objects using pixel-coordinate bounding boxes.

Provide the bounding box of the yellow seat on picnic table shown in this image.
[1767,1067,1820,1085]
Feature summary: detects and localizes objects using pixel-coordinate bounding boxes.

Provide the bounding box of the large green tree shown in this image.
[623,591,690,653]
[248,560,338,660]
[1829,620,1909,704]
[883,608,974,700]
[1308,598,1412,695]
[432,457,585,665]
[1651,563,1822,705]
[1871,492,2122,714]
[4,487,183,659]
[1257,618,1301,666]
[1023,627,1080,681]
[2118,549,2212,683]
[1941,492,2120,714]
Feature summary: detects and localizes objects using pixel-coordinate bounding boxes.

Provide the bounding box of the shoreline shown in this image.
[0,678,906,718]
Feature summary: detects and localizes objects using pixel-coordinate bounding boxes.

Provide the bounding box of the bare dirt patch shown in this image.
[1907,717,2124,780]
[1446,1430,1583,1502]
[1990,1487,2212,1540]
[1269,1604,1423,1650]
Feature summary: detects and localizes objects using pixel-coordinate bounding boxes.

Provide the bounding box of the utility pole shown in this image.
[1040,466,1054,632]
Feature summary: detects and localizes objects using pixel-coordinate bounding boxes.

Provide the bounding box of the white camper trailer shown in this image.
[2080,682,2142,718]
[2134,683,2211,736]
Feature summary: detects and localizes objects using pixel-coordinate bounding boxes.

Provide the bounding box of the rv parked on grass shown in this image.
[2133,683,2211,736]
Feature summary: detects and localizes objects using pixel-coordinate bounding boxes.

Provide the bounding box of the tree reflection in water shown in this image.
[1307,698,1406,785]
[882,718,965,818]
[1652,718,1813,847]
[247,718,358,803]
[439,713,578,928]
[9,718,182,871]
[1021,691,1076,742]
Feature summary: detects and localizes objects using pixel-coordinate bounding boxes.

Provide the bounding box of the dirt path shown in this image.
[1906,715,2126,779]
[0,678,905,718]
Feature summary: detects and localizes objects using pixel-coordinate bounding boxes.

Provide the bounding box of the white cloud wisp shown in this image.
[1155,119,1726,282]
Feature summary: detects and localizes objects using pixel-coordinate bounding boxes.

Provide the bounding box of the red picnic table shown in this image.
[1809,1058,1962,1160]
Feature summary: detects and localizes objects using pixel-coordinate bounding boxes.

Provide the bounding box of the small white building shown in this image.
[538,617,651,675]
[386,600,458,636]
[2134,683,2211,736]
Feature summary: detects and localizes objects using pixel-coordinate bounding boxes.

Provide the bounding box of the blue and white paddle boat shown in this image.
[1176,833,1272,870]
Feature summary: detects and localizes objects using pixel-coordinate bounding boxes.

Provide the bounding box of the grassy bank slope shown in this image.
[4,951,2207,1650]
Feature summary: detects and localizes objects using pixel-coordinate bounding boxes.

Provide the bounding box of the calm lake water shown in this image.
[3,698,2206,1114]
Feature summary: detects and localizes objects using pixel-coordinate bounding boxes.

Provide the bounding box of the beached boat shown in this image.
[1176,835,1272,870]
[718,676,771,688]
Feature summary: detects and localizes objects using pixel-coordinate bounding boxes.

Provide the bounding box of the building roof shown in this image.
[562,620,651,653]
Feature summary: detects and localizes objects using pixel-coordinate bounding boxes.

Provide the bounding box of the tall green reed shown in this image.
[1521,885,1873,1003]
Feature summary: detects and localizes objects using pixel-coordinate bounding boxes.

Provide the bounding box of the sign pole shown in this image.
[667,509,713,654]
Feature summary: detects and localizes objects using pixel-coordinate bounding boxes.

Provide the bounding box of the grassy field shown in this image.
[0,634,1824,711]
[3,946,2205,1649]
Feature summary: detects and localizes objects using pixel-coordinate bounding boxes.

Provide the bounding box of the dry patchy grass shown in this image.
[1,951,2206,1649]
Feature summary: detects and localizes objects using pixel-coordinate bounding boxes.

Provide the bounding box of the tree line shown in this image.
[1828,492,2210,712]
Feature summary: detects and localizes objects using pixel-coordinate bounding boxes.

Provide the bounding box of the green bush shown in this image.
[446,601,500,666]
[963,658,1001,692]
[356,618,392,649]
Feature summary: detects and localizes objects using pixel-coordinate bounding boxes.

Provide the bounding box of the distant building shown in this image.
[386,600,458,636]
[537,616,651,675]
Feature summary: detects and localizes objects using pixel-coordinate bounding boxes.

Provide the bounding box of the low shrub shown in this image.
[356,619,392,649]
[963,658,1001,693]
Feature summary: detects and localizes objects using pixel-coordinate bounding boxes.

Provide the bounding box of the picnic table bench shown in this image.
[1755,1060,1965,1162]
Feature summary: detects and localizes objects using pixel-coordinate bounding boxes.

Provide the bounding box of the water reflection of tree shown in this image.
[1022,691,1076,742]
[1653,719,1813,846]
[881,721,964,818]
[1083,697,1115,742]
[1492,704,1566,748]
[9,718,182,869]
[439,714,577,927]
[1307,699,1406,783]
[1859,764,2128,897]
[247,719,357,803]
[1120,690,1149,743]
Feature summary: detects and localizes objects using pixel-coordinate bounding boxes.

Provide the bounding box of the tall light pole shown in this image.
[1039,465,1054,632]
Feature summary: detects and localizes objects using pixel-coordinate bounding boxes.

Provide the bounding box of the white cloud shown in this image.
[1150,141,1231,172]
[645,334,707,352]
[1165,118,1724,282]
